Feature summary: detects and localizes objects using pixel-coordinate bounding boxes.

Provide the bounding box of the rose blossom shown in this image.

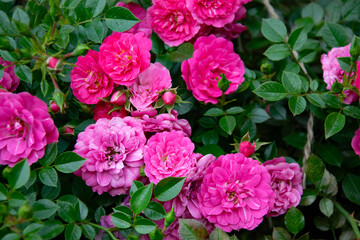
[0,58,19,92]
[116,2,152,38]
[321,44,358,104]
[147,0,200,47]
[198,153,275,232]
[144,131,196,184]
[263,157,303,217]
[93,101,127,121]
[70,50,113,105]
[130,62,172,111]
[99,32,152,86]
[352,127,360,157]
[239,141,255,157]
[74,117,146,196]
[181,35,245,104]
[0,92,59,166]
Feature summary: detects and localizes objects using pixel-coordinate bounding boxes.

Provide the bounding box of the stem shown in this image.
[50,21,57,39]
[88,222,118,240]
[49,72,59,90]
[334,201,360,239]
[331,228,337,240]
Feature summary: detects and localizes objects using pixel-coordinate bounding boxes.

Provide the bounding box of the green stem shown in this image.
[88,222,118,240]
[334,201,360,239]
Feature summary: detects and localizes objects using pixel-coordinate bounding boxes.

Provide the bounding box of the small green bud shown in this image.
[350,35,360,62]
[2,167,11,179]
[331,80,343,93]
[127,234,139,240]
[72,44,90,57]
[149,228,164,240]
[18,203,33,219]
[260,62,272,75]
[217,73,231,93]
[0,204,7,216]
[139,165,146,177]
[0,37,13,51]
[164,205,175,228]
[19,48,32,59]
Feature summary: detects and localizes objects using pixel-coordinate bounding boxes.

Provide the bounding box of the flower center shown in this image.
[105,146,125,164]
[7,117,26,138]
[225,181,255,206]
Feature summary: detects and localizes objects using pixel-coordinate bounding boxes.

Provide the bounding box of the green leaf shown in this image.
[179,219,209,240]
[337,57,351,72]
[300,189,317,206]
[324,112,345,139]
[343,106,360,119]
[288,27,307,51]
[54,152,86,173]
[135,218,157,234]
[95,206,106,223]
[130,181,144,197]
[282,71,302,94]
[12,8,30,33]
[342,0,360,21]
[284,133,306,149]
[248,108,270,123]
[2,234,20,240]
[81,225,96,239]
[261,18,287,42]
[85,0,105,18]
[253,82,287,101]
[272,227,291,240]
[105,7,140,32]
[197,144,225,158]
[57,200,77,223]
[322,22,348,48]
[74,119,95,135]
[8,159,30,189]
[342,174,360,205]
[75,200,88,221]
[0,183,8,201]
[111,212,132,229]
[38,220,65,240]
[15,65,32,84]
[209,227,231,240]
[310,80,318,91]
[33,199,59,220]
[113,206,133,219]
[306,93,326,108]
[305,154,325,183]
[168,43,194,62]
[39,143,58,166]
[270,104,287,120]
[284,208,305,234]
[0,10,11,34]
[154,177,186,202]
[264,44,290,61]
[23,223,43,235]
[130,183,153,215]
[225,107,244,115]
[65,223,81,240]
[39,167,58,187]
[319,198,334,217]
[321,93,342,109]
[288,96,306,116]
[219,116,236,135]
[264,142,277,160]
[204,108,225,117]
[40,78,50,97]
[316,144,343,167]
[144,201,166,220]
[301,3,324,25]
[85,19,104,43]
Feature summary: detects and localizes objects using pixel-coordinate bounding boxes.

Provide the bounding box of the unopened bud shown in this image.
[261,62,272,75]
[110,90,127,106]
[164,205,175,228]
[162,92,176,105]
[63,126,74,135]
[0,37,13,51]
[50,101,60,113]
[18,203,32,219]
[239,141,255,157]
[2,167,11,179]
[47,57,61,70]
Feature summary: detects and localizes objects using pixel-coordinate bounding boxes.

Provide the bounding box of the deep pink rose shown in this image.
[198,153,275,232]
[99,32,152,86]
[0,58,19,92]
[181,35,245,104]
[321,44,358,104]
[263,157,303,217]
[130,62,172,110]
[239,141,255,157]
[110,90,127,106]
[144,131,196,184]
[0,92,59,166]
[93,101,128,121]
[70,50,113,104]
[352,127,360,157]
[74,117,146,196]
[116,2,152,38]
[147,0,200,47]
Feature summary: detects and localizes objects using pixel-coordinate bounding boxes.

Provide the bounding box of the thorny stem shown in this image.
[334,201,360,239]
[88,222,118,240]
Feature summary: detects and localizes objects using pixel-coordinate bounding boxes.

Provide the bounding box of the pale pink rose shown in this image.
[93,101,128,121]
[116,2,152,38]
[263,157,303,217]
[352,127,360,157]
[147,0,200,47]
[0,58,19,92]
[99,32,152,86]
[239,141,255,157]
[144,131,196,184]
[70,50,113,105]
[198,153,275,232]
[0,92,59,166]
[74,117,146,196]
[321,44,358,104]
[181,35,245,104]
[139,110,191,137]
[130,62,172,110]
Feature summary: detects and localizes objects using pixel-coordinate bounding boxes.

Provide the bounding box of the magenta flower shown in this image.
[239,141,255,157]
[181,35,245,104]
[352,127,360,157]
[130,62,172,111]
[0,58,19,92]
[74,117,146,196]
[0,92,59,166]
[147,0,200,47]
[93,101,127,121]
[99,32,152,86]
[198,153,275,232]
[70,50,113,105]
[144,131,196,184]
[263,157,303,217]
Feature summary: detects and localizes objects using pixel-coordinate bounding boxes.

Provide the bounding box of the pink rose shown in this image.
[130,62,172,111]
[147,0,200,47]
[181,35,245,104]
[74,117,146,196]
[0,58,19,92]
[263,157,303,217]
[70,50,114,105]
[352,127,360,157]
[130,108,157,118]
[162,92,177,105]
[0,92,59,166]
[93,101,128,121]
[198,153,275,232]
[116,2,152,38]
[144,131,196,184]
[99,32,152,86]
[321,44,358,104]
[239,141,255,157]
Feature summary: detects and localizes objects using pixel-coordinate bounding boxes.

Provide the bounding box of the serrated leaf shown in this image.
[39,167,58,187]
[209,227,231,240]
[144,201,166,220]
[130,183,153,215]
[154,177,185,202]
[111,212,132,229]
[261,18,287,42]
[319,198,334,217]
[54,152,86,173]
[322,22,348,47]
[324,112,345,139]
[264,44,290,61]
[288,96,306,116]
[288,27,307,51]
[272,227,291,240]
[15,65,32,84]
[284,208,305,234]
[305,154,325,183]
[134,218,157,234]
[301,3,324,25]
[105,7,139,32]
[8,159,30,189]
[168,43,194,62]
[219,116,236,135]
[179,219,209,240]
[343,106,360,119]
[38,220,65,239]
[282,71,302,94]
[204,108,225,117]
[130,181,144,197]
[253,82,287,101]
[342,174,360,205]
[225,107,244,115]
[33,199,59,220]
[65,223,81,240]
[306,93,326,108]
[85,19,104,43]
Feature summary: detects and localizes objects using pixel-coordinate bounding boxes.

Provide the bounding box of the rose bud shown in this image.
[50,100,60,114]
[162,91,176,105]
[46,57,61,70]
[239,141,255,157]
[63,126,74,135]
[110,90,127,106]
